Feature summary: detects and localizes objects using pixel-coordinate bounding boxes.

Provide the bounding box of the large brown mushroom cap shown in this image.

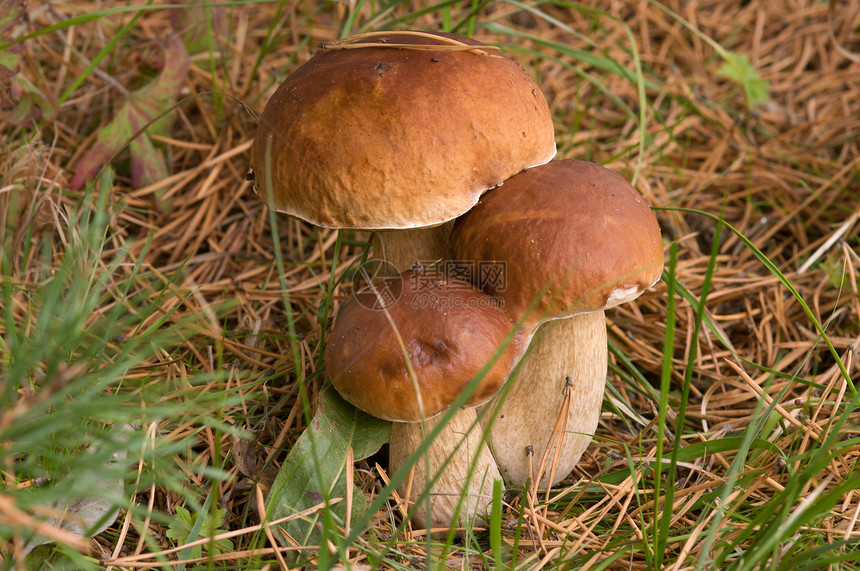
[451,159,664,325]
[325,269,521,422]
[249,31,556,229]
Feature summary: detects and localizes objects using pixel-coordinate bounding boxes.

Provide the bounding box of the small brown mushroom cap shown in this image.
[325,270,521,422]
[249,31,555,230]
[451,159,664,326]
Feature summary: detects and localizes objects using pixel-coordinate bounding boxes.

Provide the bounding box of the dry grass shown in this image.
[2,0,860,569]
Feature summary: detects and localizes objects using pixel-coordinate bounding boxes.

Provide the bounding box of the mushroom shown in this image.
[248,30,555,528]
[451,159,664,488]
[325,269,523,528]
[248,30,556,263]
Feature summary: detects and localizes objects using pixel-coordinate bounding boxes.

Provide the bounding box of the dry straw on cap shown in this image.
[249,31,556,230]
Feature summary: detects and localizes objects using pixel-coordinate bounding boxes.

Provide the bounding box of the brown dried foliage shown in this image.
[2,0,859,568]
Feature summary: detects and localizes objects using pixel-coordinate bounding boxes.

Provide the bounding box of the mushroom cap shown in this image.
[325,269,521,422]
[249,31,555,229]
[451,159,663,325]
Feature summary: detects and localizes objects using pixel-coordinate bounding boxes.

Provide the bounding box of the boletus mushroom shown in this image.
[451,159,663,488]
[248,30,555,528]
[248,30,555,265]
[325,269,523,529]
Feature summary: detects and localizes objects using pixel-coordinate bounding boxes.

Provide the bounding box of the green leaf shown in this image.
[166,507,196,549]
[717,51,770,109]
[170,0,226,55]
[266,386,390,564]
[0,0,55,125]
[0,0,25,39]
[21,424,135,556]
[70,34,189,190]
[129,129,169,192]
[5,74,56,125]
[166,504,233,560]
[0,48,21,81]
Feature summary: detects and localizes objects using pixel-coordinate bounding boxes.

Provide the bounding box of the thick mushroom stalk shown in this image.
[452,159,664,488]
[489,313,607,487]
[325,270,522,529]
[388,410,501,530]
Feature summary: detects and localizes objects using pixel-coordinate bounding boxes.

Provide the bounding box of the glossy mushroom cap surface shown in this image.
[249,31,555,229]
[451,159,664,325]
[325,270,521,422]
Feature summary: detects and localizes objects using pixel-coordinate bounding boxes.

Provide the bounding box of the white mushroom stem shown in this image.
[371,222,503,530]
[389,409,500,530]
[482,311,607,488]
[372,222,453,273]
